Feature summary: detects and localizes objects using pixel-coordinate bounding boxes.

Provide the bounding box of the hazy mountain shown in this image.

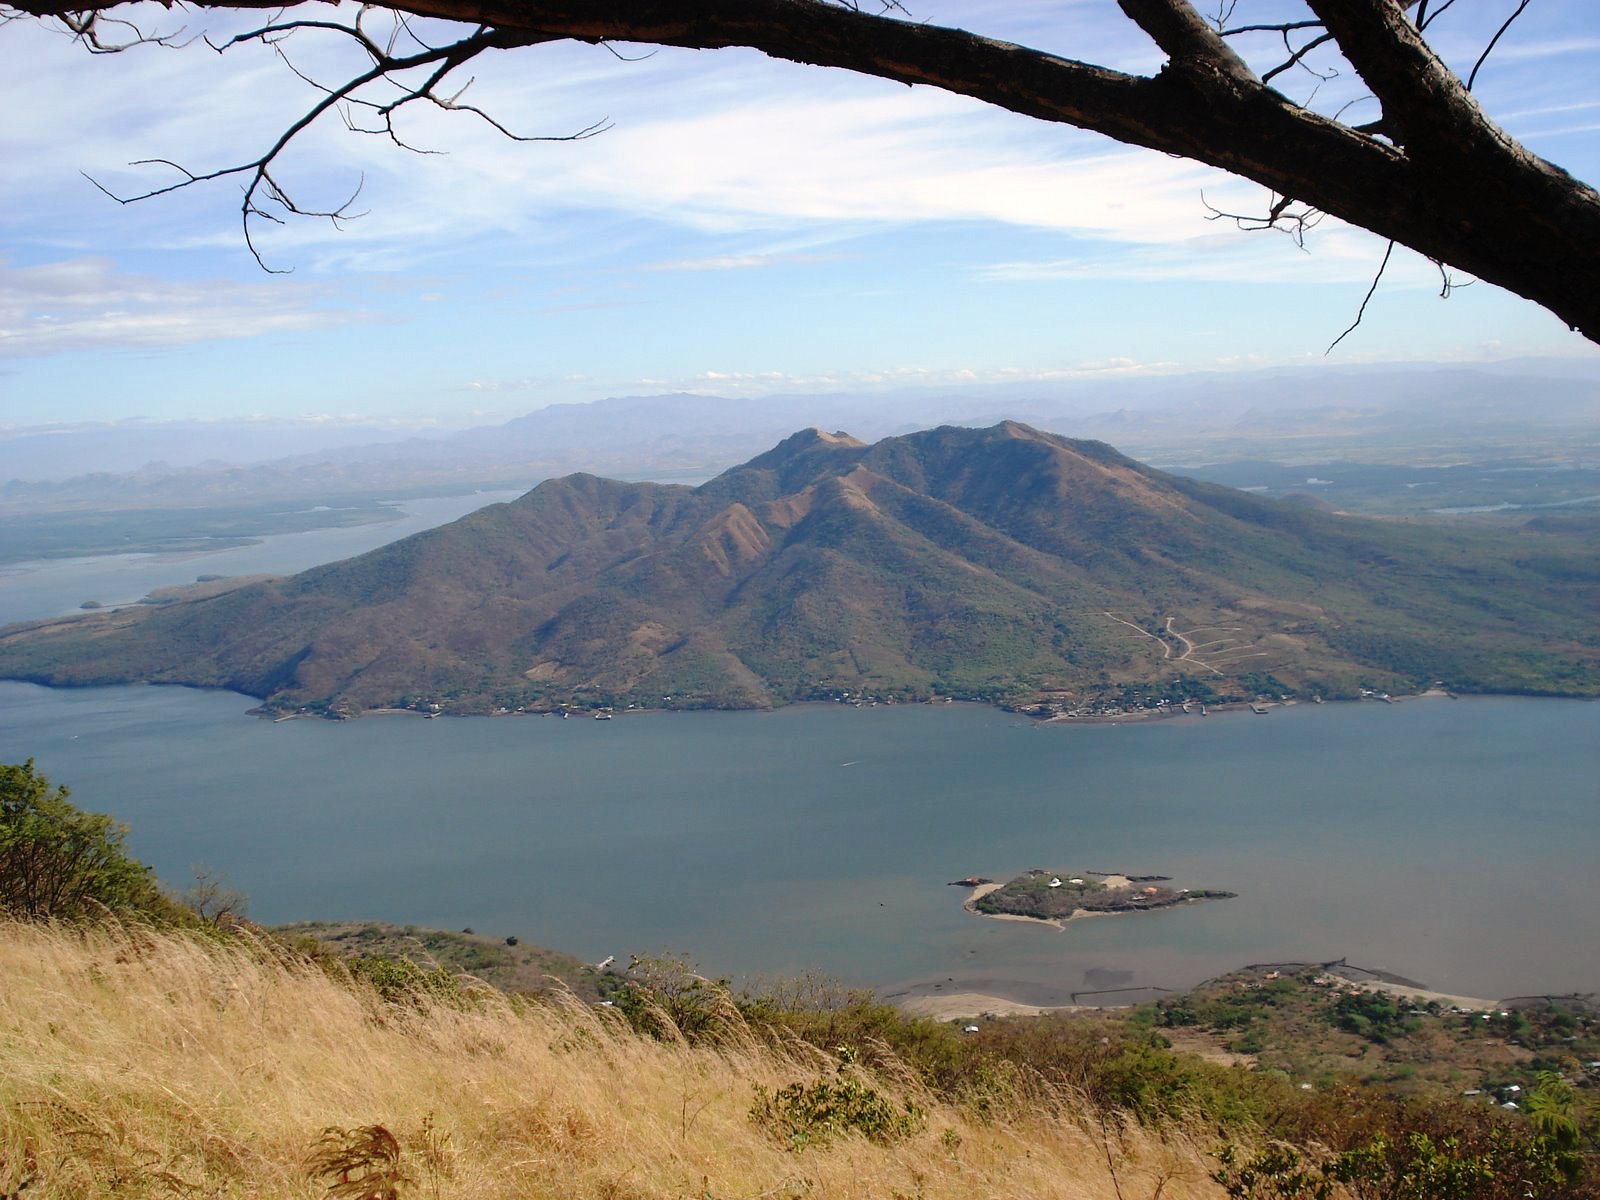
[7,361,1598,511]
[0,420,424,483]
[2,423,1595,713]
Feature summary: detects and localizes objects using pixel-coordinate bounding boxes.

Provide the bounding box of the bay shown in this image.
[0,491,521,626]
[0,682,1593,1006]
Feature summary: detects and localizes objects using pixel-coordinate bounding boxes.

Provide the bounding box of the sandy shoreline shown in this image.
[897,991,1093,1020]
[892,967,1510,1024]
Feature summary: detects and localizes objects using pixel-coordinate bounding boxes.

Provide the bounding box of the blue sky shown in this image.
[3,0,1598,429]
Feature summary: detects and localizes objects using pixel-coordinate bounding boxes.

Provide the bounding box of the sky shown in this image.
[2,0,1599,431]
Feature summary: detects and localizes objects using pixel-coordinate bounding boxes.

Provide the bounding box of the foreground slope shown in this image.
[0,920,1222,1200]
[1,422,1595,713]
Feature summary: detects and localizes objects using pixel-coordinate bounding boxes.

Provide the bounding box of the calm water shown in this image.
[1,683,1594,1004]
[0,491,520,626]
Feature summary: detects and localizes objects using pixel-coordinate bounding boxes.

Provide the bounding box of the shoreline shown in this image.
[248,682,1502,723]
[1038,687,1459,727]
[3,669,1589,723]
[890,963,1516,1024]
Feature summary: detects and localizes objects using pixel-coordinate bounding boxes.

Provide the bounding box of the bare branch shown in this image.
[1118,0,1253,78]
[1203,191,1324,250]
[597,39,658,61]
[1434,259,1474,299]
[79,20,597,268]
[1326,239,1394,355]
[1260,29,1334,87]
[56,8,188,51]
[207,18,387,58]
[10,0,1599,340]
[1465,0,1532,92]
[1221,19,1321,38]
[1416,0,1463,32]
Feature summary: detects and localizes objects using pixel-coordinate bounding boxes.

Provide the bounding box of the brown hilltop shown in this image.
[1,422,1595,713]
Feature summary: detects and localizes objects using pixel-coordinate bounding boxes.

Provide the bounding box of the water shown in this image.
[0,491,521,626]
[1431,492,1600,514]
[1,683,1593,1005]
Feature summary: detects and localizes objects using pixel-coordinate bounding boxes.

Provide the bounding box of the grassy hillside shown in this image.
[277,920,603,1000]
[0,919,1223,1200]
[2,422,1596,714]
[2,919,1592,1200]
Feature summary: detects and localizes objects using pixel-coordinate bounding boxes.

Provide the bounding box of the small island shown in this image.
[961,869,1235,928]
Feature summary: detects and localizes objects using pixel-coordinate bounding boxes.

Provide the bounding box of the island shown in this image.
[961,869,1235,928]
[3,424,1596,718]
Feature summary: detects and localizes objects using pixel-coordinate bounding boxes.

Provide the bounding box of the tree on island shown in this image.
[9,0,1599,344]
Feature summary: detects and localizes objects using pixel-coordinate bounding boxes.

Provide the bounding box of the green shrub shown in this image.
[0,759,167,920]
[349,955,462,1005]
[751,1070,923,1149]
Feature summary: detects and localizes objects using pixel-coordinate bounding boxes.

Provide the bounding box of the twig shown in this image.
[1326,238,1394,354]
[1466,0,1532,91]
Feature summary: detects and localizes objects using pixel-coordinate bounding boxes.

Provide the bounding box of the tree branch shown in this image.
[1465,0,1531,92]
[1117,0,1253,79]
[1326,238,1394,354]
[14,0,1600,342]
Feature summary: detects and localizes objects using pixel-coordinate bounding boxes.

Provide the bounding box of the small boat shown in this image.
[594,711,613,721]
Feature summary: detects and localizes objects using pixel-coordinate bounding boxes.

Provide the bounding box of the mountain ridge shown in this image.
[1,422,1595,714]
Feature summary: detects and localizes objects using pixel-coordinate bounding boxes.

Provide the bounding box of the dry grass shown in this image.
[0,920,1232,1199]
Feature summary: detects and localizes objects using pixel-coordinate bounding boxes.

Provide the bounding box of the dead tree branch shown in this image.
[82,20,601,269]
[10,0,1597,342]
[1326,238,1394,354]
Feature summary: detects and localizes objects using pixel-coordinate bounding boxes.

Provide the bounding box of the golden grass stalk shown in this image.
[0,919,1230,1198]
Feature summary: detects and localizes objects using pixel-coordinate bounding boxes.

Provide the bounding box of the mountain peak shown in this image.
[3,423,1596,714]
[770,427,866,455]
[731,427,868,481]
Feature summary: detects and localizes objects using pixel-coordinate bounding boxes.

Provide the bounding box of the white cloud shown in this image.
[1499,99,1600,121]
[1,17,1272,268]
[10,4,1594,286]
[642,253,839,272]
[976,219,1443,287]
[1486,36,1600,61]
[0,256,365,357]
[1511,122,1600,141]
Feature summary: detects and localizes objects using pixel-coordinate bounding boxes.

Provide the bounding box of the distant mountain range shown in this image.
[6,361,1599,510]
[1,423,1595,713]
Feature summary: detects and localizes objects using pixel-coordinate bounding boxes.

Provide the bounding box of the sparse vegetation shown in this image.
[1153,964,1600,1102]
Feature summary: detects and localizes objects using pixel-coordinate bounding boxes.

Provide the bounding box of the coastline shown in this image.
[4,665,1575,724]
[1038,687,1458,728]
[891,964,1513,1024]
[898,991,1093,1020]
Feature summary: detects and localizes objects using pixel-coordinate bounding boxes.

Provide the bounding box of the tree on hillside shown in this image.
[10,0,1599,343]
[0,759,163,919]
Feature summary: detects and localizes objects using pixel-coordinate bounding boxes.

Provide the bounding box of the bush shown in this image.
[348,955,462,1006]
[751,1070,923,1149]
[0,759,166,920]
